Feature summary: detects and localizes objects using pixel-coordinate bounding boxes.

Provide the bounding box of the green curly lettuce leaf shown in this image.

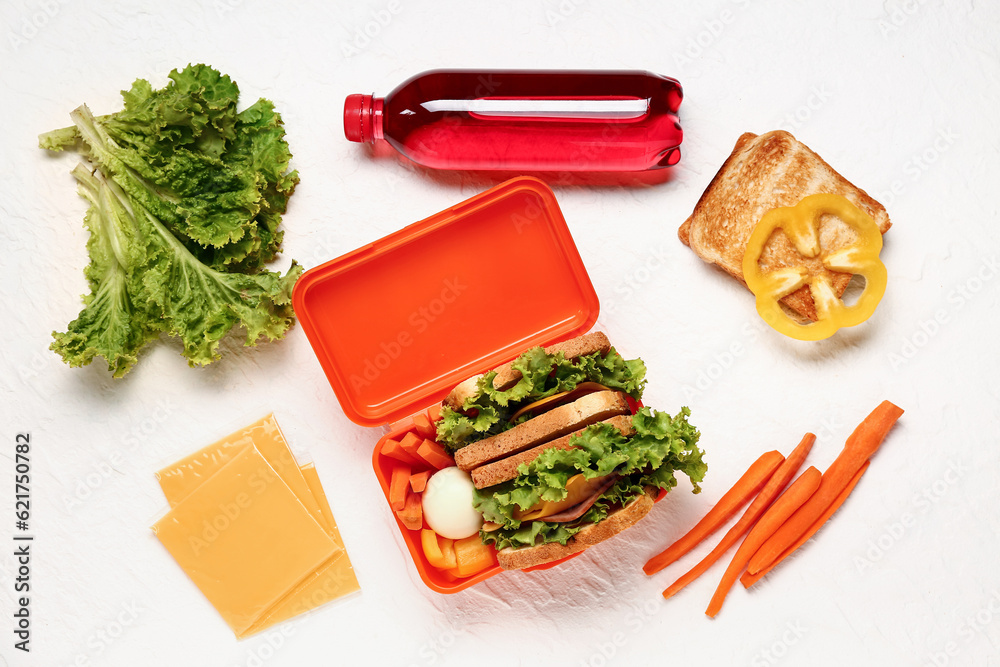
[39,64,298,271]
[47,168,155,377]
[51,163,300,377]
[436,346,647,452]
[474,406,705,551]
[42,65,300,377]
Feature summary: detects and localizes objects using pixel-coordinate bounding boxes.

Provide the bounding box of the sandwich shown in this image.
[435,332,707,570]
[436,332,642,452]
[678,130,891,321]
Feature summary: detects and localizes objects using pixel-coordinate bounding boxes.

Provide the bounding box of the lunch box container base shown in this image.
[293,177,601,592]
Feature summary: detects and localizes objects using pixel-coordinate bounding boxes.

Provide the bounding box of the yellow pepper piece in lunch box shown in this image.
[741,193,887,341]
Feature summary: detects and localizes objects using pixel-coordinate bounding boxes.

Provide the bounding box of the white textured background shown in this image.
[2,1,999,665]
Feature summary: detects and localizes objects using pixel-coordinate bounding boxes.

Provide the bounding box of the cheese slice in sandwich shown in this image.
[454,390,630,471]
[473,406,706,572]
[513,473,616,522]
[494,489,659,571]
[470,414,635,489]
[444,332,612,410]
[436,332,646,454]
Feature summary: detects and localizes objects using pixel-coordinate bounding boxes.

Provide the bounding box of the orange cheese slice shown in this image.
[238,465,361,638]
[155,414,330,534]
[508,382,610,424]
[514,474,609,521]
[239,547,360,638]
[152,444,338,636]
[300,463,343,543]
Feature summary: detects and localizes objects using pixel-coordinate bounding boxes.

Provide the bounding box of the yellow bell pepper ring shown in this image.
[741,193,887,341]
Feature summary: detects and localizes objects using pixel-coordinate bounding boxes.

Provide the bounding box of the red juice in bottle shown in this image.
[344,70,683,172]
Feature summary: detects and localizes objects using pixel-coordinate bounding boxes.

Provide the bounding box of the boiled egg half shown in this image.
[421,467,484,539]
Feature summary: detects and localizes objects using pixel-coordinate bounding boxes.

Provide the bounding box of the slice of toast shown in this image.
[453,390,629,471]
[678,130,891,321]
[470,415,635,489]
[443,331,611,410]
[495,487,657,570]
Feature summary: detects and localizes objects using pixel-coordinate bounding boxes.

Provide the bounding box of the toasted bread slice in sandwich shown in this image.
[495,487,657,570]
[453,390,629,471]
[470,414,635,489]
[678,130,891,321]
[444,331,612,410]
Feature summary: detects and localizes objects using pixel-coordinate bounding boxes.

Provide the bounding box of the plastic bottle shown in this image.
[344,70,683,172]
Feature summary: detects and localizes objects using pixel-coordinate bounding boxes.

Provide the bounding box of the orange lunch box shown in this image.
[293,177,604,592]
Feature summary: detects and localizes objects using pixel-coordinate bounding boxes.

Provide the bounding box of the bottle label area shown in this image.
[421,96,650,121]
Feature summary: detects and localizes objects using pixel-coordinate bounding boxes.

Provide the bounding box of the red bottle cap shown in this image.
[343,93,374,143]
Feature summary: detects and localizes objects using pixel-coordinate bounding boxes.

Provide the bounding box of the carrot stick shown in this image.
[741,460,870,589]
[428,404,443,424]
[659,433,816,598]
[644,450,784,575]
[389,464,410,511]
[412,413,437,440]
[396,492,423,530]
[747,400,902,575]
[705,466,822,617]
[381,438,421,466]
[409,470,432,493]
[399,432,425,464]
[417,439,454,470]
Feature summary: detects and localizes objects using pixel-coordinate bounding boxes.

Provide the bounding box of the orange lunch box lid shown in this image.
[292,177,600,425]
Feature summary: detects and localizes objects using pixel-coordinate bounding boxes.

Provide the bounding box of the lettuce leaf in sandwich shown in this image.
[437,346,647,452]
[474,407,706,551]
